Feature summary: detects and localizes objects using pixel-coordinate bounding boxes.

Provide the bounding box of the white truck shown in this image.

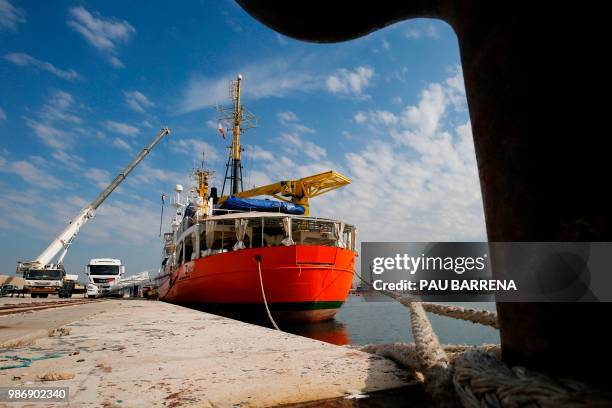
[15,128,170,297]
[20,269,68,298]
[86,259,124,298]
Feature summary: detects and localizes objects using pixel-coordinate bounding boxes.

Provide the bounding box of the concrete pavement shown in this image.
[0,299,413,407]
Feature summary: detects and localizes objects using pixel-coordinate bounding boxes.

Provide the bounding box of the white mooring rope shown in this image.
[256,257,280,331]
[353,269,611,405]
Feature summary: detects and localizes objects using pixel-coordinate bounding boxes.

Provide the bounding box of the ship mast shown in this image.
[217,74,257,196]
[192,155,214,220]
[231,75,243,195]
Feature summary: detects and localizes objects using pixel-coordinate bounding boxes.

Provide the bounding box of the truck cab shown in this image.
[86,259,124,298]
[21,265,64,298]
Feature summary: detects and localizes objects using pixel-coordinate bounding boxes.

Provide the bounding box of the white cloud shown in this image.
[375,110,399,126]
[0,186,162,248]
[180,58,320,112]
[171,138,220,163]
[280,132,327,161]
[0,189,56,234]
[0,160,167,253]
[205,119,218,130]
[342,130,357,140]
[41,91,82,124]
[0,107,6,121]
[51,150,79,163]
[274,111,322,162]
[105,120,139,137]
[51,150,84,170]
[381,39,390,50]
[246,145,274,161]
[0,159,63,189]
[405,28,422,39]
[354,112,367,124]
[444,66,467,112]
[124,90,154,113]
[112,137,131,151]
[356,110,399,128]
[276,33,288,46]
[84,168,111,190]
[326,66,374,98]
[0,0,25,32]
[25,119,72,150]
[244,169,273,189]
[108,56,124,68]
[277,110,315,134]
[313,71,485,242]
[141,120,153,129]
[67,6,135,68]
[24,90,85,150]
[241,137,338,191]
[293,123,316,134]
[277,111,298,124]
[83,198,161,245]
[4,53,80,80]
[45,192,163,246]
[400,83,447,137]
[392,66,410,84]
[28,155,46,167]
[127,163,181,186]
[222,9,242,33]
[404,22,439,39]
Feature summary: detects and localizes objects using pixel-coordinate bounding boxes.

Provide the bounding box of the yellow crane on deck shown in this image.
[218,170,350,216]
[215,75,350,216]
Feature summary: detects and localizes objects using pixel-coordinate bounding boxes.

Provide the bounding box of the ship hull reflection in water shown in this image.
[184,295,500,347]
[282,319,350,345]
[182,303,351,345]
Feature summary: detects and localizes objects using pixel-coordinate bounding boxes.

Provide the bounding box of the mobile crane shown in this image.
[218,170,350,216]
[16,127,171,298]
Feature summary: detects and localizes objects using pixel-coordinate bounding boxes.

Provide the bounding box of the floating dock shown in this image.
[0,298,413,407]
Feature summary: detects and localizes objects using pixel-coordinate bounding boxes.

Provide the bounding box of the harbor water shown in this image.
[245,294,500,346]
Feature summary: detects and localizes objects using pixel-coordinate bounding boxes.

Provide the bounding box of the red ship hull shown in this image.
[158,245,355,322]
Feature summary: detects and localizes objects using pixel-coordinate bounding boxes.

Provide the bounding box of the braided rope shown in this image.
[372,289,455,404]
[356,273,610,405]
[362,343,611,407]
[453,348,611,407]
[365,287,608,405]
[421,302,499,329]
[362,343,501,373]
[355,269,499,328]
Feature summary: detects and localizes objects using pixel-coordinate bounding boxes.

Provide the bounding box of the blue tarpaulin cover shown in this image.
[220,196,305,215]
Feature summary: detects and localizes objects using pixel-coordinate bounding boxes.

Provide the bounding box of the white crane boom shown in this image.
[17,127,170,273]
[30,207,93,270]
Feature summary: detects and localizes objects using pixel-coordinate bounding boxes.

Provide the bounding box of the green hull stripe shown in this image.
[183,301,344,312]
[268,301,344,311]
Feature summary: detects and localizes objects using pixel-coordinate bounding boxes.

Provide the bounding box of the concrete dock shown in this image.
[0,299,413,407]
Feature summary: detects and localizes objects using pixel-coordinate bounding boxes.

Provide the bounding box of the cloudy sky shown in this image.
[0,0,486,278]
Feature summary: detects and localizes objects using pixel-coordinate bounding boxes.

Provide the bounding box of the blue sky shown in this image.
[0,0,486,278]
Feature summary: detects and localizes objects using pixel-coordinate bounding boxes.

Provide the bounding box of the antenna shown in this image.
[216,74,257,196]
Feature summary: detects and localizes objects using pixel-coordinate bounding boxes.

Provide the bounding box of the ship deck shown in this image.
[0,298,417,407]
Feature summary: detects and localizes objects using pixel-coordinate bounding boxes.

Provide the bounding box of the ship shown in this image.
[157,75,357,323]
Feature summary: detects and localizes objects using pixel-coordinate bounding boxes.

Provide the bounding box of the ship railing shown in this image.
[172,213,357,266]
[203,216,356,252]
